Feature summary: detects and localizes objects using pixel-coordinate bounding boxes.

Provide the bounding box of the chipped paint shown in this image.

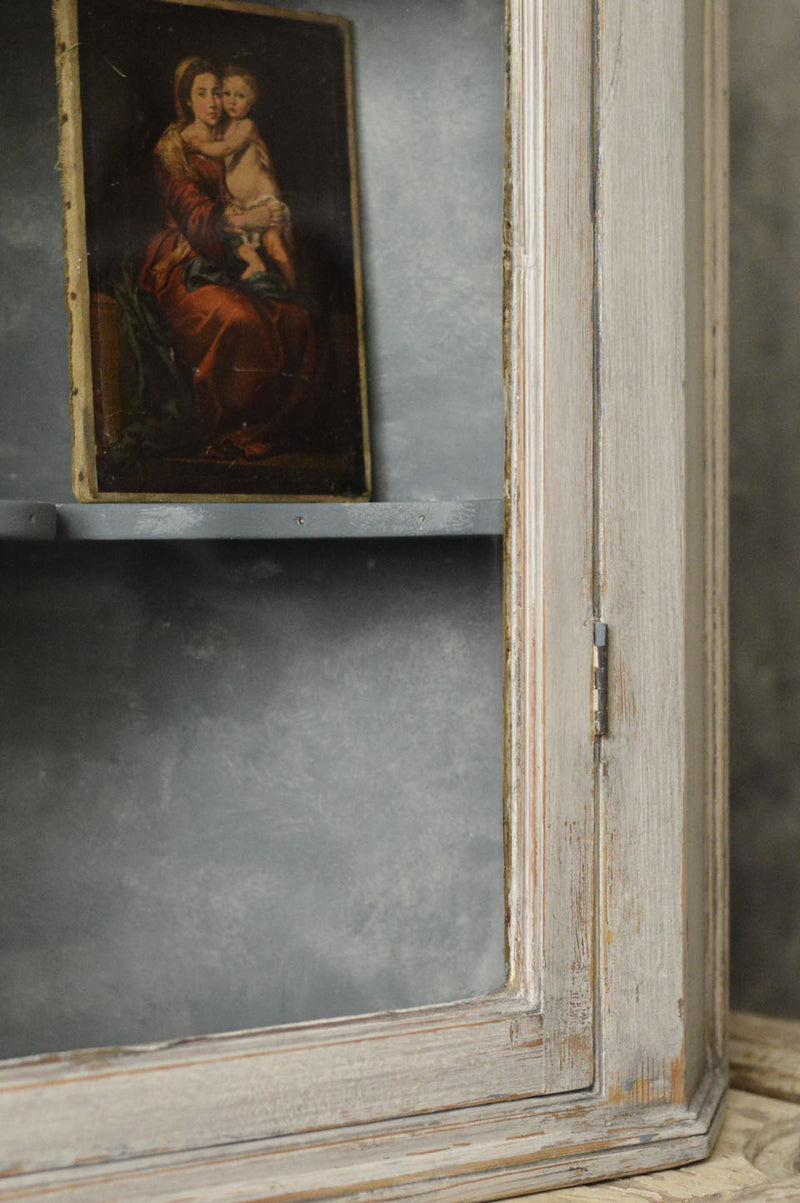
[607,1051,686,1108]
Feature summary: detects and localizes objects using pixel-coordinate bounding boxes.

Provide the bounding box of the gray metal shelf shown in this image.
[0,499,504,542]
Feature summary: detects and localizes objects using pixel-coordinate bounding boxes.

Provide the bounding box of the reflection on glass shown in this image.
[0,0,506,1058]
[0,538,504,1055]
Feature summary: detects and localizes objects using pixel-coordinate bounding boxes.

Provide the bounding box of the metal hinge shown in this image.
[593,621,609,738]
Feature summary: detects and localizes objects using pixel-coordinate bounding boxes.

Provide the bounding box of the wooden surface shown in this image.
[518,1014,800,1200]
[505,0,595,1085]
[730,1011,800,1103]
[0,3,728,1199]
[593,0,729,1110]
[598,0,699,1106]
[513,1089,800,1201]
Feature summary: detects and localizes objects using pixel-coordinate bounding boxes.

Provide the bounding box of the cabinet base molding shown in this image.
[537,1094,800,1201]
[0,1069,726,1202]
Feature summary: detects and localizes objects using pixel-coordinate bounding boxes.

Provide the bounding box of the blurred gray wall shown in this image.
[730,1,800,1016]
[0,0,506,1059]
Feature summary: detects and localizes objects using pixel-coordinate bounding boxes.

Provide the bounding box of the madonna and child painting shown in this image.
[56,0,370,500]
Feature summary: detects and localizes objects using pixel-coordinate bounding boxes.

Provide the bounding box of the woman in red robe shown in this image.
[139,57,319,459]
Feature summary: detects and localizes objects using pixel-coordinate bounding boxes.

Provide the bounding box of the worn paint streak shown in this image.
[607,1051,686,1109]
[0,3,730,1197]
[671,1048,686,1105]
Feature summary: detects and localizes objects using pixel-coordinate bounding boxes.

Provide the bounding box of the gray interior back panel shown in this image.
[0,0,506,1058]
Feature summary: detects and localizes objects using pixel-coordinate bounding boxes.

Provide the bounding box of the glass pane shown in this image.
[0,0,506,1058]
[0,538,504,1056]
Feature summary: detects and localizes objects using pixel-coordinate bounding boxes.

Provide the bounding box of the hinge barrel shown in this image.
[593,621,609,738]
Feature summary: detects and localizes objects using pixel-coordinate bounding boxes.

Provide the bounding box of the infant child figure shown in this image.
[184,67,297,287]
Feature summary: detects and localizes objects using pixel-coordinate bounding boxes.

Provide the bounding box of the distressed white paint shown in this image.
[0,1,729,1196]
[525,1089,800,1201]
[504,0,595,1081]
[595,0,729,1112]
[541,1019,800,1199]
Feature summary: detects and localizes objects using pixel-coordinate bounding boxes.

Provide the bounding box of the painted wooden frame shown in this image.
[0,0,728,1197]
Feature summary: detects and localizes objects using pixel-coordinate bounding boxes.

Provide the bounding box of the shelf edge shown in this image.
[48,499,504,541]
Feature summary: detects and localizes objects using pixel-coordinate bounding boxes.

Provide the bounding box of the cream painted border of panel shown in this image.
[0,1,727,1196]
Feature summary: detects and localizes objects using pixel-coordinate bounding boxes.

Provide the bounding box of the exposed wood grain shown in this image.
[595,0,728,1111]
[0,2,729,1197]
[0,997,552,1170]
[598,0,691,1107]
[0,1078,725,1201]
[504,0,595,1085]
[510,1090,800,1201]
[596,0,688,1107]
[730,1012,800,1103]
[704,0,732,1102]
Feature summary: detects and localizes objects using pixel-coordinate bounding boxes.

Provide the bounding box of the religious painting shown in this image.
[55,0,370,501]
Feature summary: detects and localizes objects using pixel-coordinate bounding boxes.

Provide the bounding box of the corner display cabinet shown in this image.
[0,0,729,1199]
